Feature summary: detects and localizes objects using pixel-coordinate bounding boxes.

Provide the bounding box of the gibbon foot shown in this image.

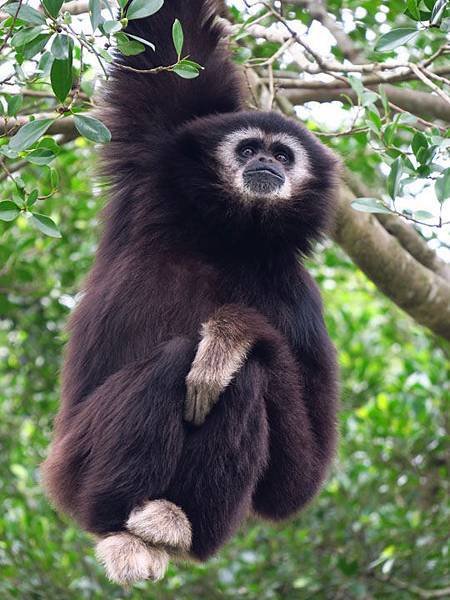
[126,499,192,554]
[95,532,169,585]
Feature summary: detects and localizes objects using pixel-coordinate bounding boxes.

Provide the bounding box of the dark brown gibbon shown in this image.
[42,0,340,585]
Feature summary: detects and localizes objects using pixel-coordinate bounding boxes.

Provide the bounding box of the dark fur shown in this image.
[42,0,339,561]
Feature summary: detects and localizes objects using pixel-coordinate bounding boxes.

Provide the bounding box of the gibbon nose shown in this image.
[244,156,284,180]
[257,154,274,163]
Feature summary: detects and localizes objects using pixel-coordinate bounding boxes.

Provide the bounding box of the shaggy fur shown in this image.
[95,533,169,584]
[42,0,340,582]
[126,499,192,552]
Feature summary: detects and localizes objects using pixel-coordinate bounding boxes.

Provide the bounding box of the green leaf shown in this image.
[102,20,123,34]
[362,91,378,107]
[375,28,418,52]
[89,0,104,31]
[431,0,448,25]
[126,0,164,20]
[50,167,59,189]
[38,51,54,75]
[11,26,45,48]
[435,168,450,202]
[406,0,421,20]
[173,60,200,79]
[9,119,54,151]
[50,41,73,103]
[177,59,203,70]
[387,158,403,199]
[0,201,20,222]
[99,48,114,63]
[73,114,111,144]
[26,148,56,165]
[347,75,364,100]
[50,34,71,60]
[115,32,145,56]
[378,85,389,115]
[22,33,51,60]
[4,2,46,25]
[41,0,64,19]
[30,213,62,238]
[411,132,428,158]
[172,19,184,58]
[27,189,39,208]
[413,210,434,220]
[351,198,391,214]
[7,95,23,117]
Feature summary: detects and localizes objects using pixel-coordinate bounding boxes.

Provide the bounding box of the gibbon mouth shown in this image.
[243,164,284,181]
[243,164,285,193]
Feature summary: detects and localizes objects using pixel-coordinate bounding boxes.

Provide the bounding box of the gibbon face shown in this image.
[215,127,312,202]
[167,111,338,250]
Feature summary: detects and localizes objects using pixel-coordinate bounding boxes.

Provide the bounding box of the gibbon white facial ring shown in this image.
[216,127,312,201]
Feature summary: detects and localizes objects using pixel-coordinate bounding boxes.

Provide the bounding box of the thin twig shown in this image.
[409,63,450,106]
[0,0,23,52]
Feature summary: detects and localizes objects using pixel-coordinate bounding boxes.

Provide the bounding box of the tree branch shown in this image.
[0,115,76,137]
[344,170,450,280]
[281,84,450,123]
[332,186,450,341]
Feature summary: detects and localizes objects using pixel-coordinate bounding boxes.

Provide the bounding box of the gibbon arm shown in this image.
[102,0,244,145]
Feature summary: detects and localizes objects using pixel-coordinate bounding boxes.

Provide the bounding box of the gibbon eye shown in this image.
[240,146,255,159]
[275,152,289,164]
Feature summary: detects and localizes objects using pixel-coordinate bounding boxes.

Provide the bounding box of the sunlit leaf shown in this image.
[375,28,418,52]
[172,19,184,58]
[431,0,448,25]
[126,0,164,20]
[351,198,391,214]
[173,60,200,79]
[435,168,450,202]
[115,32,145,56]
[50,34,71,60]
[4,2,46,25]
[89,0,104,31]
[102,20,123,34]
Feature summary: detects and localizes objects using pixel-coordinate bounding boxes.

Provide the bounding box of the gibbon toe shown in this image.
[95,532,169,585]
[126,499,192,552]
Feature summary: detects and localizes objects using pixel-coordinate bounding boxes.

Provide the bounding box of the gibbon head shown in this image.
[166,111,340,253]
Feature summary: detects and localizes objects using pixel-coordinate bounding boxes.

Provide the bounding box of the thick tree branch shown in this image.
[332,187,450,341]
[281,84,450,123]
[344,170,450,280]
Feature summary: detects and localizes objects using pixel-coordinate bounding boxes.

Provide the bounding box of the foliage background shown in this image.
[1,0,450,598]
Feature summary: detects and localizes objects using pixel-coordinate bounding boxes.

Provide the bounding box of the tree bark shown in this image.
[333,187,450,340]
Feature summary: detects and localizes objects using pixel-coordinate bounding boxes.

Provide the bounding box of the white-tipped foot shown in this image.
[95,532,169,585]
[127,499,192,552]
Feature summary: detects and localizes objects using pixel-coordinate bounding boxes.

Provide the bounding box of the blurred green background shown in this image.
[0,141,448,599]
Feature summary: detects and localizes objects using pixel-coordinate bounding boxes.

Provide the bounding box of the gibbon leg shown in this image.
[165,358,270,561]
[252,357,336,520]
[42,337,197,536]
